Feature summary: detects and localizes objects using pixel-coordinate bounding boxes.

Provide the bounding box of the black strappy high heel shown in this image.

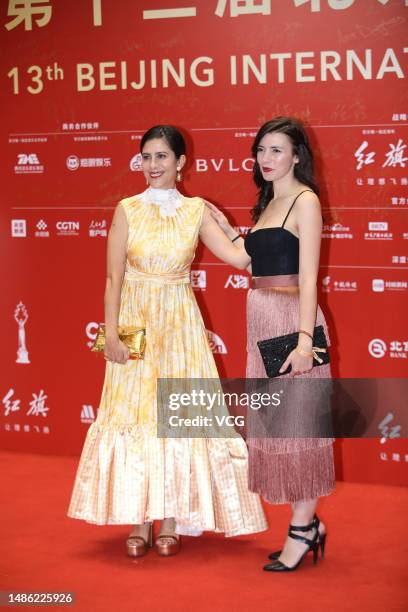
[267,514,326,560]
[263,520,319,572]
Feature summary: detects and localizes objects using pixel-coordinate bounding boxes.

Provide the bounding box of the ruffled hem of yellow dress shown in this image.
[67,422,268,536]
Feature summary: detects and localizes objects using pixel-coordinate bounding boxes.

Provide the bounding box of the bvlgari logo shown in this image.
[15,302,30,364]
[195,158,254,172]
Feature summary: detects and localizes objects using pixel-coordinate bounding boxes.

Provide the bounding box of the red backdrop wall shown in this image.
[1,0,407,487]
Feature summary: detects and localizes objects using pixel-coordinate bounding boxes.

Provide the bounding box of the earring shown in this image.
[176,168,182,182]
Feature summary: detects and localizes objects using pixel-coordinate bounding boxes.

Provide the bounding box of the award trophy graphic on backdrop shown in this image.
[15,302,30,364]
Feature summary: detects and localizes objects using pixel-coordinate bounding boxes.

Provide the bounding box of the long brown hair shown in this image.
[251,117,319,222]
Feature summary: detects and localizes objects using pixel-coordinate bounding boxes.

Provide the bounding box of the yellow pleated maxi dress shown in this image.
[68,190,267,536]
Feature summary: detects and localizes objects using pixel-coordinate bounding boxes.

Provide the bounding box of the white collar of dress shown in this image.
[140,187,183,218]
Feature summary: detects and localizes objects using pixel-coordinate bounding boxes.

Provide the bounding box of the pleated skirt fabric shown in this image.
[246,288,335,504]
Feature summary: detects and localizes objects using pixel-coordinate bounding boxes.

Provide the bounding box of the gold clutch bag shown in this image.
[91,325,146,360]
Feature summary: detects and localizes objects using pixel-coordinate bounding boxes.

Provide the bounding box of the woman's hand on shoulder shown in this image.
[202,199,234,237]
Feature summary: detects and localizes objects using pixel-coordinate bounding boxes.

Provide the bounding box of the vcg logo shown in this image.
[206,330,227,354]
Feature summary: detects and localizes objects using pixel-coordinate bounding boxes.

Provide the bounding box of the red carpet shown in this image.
[1,450,407,612]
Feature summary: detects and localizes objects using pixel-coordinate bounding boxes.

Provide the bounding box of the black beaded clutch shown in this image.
[257,325,330,378]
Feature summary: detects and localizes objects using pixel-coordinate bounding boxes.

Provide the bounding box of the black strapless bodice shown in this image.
[244,227,299,276]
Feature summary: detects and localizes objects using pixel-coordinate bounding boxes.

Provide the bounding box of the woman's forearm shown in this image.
[104,277,122,338]
[298,280,318,344]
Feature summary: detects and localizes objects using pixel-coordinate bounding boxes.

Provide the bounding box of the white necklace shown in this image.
[140,187,182,218]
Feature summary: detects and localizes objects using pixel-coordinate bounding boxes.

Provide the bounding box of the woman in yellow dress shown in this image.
[68,125,267,556]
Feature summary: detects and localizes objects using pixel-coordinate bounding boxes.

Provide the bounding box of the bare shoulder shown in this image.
[296,189,320,206]
[295,190,321,218]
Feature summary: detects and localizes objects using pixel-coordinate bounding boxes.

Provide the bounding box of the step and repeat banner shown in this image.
[1,1,407,486]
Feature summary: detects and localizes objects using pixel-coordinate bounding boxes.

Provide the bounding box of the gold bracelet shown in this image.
[299,329,313,340]
[295,346,313,358]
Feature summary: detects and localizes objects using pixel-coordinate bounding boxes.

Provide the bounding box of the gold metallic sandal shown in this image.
[126,523,153,557]
[155,533,181,557]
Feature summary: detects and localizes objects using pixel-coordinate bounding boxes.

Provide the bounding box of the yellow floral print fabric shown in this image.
[68,193,267,536]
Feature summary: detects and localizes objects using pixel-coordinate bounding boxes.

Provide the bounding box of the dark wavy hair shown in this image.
[251,117,319,222]
[140,124,186,159]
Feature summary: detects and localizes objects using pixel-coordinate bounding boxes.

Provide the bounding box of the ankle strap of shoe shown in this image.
[288,521,315,533]
[288,530,317,546]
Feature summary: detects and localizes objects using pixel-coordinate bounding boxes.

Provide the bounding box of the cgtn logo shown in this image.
[365,221,393,241]
[14,153,44,174]
[322,222,353,240]
[89,220,107,237]
[372,278,407,292]
[224,274,249,289]
[368,338,408,360]
[130,153,143,171]
[190,270,206,290]
[206,330,227,354]
[56,221,80,236]
[195,158,254,173]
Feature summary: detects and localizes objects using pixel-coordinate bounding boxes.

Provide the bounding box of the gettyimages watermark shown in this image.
[156,378,408,439]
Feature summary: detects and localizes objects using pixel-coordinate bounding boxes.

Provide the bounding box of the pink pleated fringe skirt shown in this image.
[246,288,335,504]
